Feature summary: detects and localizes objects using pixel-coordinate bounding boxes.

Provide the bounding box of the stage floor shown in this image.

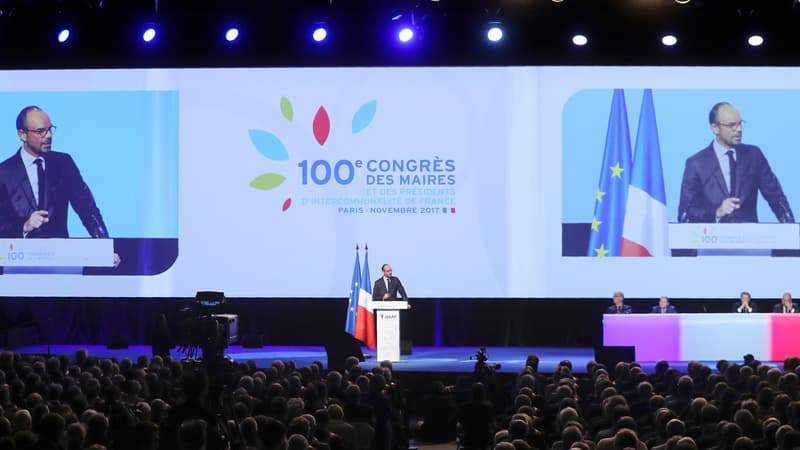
[10,345,750,374]
[13,345,594,373]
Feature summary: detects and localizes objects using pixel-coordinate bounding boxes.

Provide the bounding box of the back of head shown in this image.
[240,417,259,446]
[328,403,345,421]
[561,425,583,448]
[673,437,698,450]
[471,382,487,402]
[37,413,65,443]
[700,403,719,424]
[665,418,686,437]
[258,416,287,450]
[511,438,532,450]
[720,422,742,446]
[493,429,509,444]
[507,419,529,440]
[615,416,637,433]
[178,419,207,450]
[733,409,754,428]
[613,428,638,450]
[495,442,515,450]
[780,429,800,450]
[676,376,694,396]
[287,434,310,450]
[733,436,754,450]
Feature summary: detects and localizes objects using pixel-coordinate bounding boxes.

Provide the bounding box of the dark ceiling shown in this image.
[2,0,799,68]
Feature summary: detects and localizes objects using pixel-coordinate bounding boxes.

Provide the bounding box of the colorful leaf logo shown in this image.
[352,100,377,133]
[249,130,289,160]
[251,98,377,212]
[280,96,294,121]
[313,106,330,146]
[250,173,287,190]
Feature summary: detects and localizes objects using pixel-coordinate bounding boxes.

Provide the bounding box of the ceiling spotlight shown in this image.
[572,34,588,46]
[142,27,157,43]
[312,26,328,43]
[57,28,71,44]
[674,0,690,4]
[487,24,503,43]
[398,27,415,43]
[661,34,678,46]
[747,34,764,47]
[225,27,239,42]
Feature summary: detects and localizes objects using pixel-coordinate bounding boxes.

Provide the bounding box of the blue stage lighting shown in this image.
[747,34,764,47]
[57,28,71,44]
[398,27,414,43]
[572,34,588,46]
[487,25,503,43]
[225,28,239,42]
[312,26,328,43]
[142,27,157,43]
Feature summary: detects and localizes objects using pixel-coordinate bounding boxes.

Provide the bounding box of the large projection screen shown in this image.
[1,66,800,299]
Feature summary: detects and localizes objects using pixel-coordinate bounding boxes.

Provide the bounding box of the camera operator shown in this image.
[470,348,501,385]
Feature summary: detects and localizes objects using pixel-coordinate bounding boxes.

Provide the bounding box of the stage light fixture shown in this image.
[661,34,678,46]
[312,26,328,43]
[142,26,157,43]
[747,34,764,47]
[487,24,504,43]
[57,28,71,44]
[398,27,415,43]
[225,27,239,42]
[572,34,588,46]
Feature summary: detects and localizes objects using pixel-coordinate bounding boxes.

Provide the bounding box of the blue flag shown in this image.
[587,89,633,257]
[344,248,361,335]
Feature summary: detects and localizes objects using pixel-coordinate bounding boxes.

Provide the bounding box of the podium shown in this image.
[372,301,408,362]
[669,223,800,256]
[0,238,115,267]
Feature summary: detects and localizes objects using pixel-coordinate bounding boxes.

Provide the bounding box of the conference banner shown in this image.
[1,67,800,299]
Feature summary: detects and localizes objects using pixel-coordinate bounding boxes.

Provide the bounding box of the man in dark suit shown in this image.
[773,292,797,313]
[372,264,408,301]
[650,296,677,314]
[732,291,758,313]
[0,106,119,266]
[678,102,793,223]
[606,291,632,314]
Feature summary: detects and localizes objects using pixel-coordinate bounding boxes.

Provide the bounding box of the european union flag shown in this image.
[587,89,633,257]
[344,247,361,335]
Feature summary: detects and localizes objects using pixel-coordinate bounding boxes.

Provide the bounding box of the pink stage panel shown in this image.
[770,315,800,361]
[603,314,680,362]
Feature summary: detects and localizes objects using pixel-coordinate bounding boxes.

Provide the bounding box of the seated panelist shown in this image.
[732,291,758,313]
[650,296,677,314]
[773,292,797,313]
[606,291,632,314]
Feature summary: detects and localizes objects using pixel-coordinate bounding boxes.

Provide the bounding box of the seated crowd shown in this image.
[0,347,799,450]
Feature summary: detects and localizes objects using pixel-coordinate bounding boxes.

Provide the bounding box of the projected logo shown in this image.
[248,96,377,212]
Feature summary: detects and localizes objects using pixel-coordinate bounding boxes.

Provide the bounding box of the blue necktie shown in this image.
[727,150,736,197]
[34,158,45,210]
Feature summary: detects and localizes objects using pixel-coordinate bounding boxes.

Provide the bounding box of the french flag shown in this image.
[355,248,376,349]
[621,89,669,257]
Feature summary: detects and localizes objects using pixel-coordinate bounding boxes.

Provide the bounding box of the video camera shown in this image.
[470,347,501,371]
[174,292,238,365]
